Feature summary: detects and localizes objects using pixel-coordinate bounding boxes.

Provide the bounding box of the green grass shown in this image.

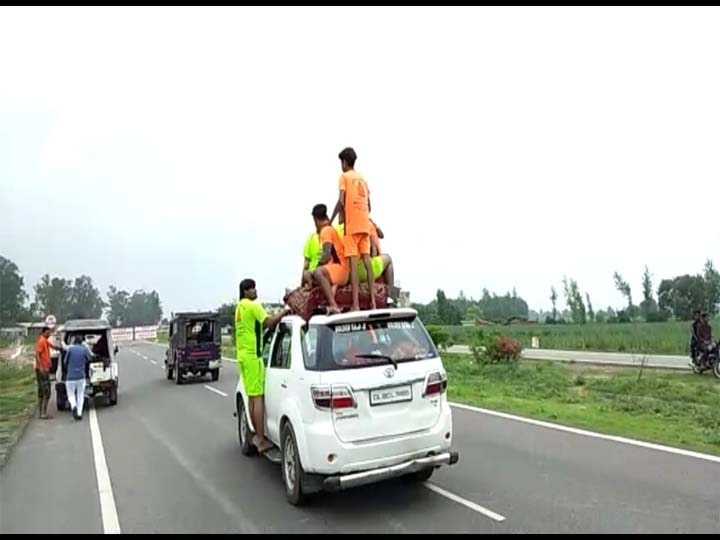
[0,363,37,464]
[440,320,718,355]
[444,353,720,455]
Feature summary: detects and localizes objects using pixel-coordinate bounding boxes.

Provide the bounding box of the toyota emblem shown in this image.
[383,367,395,378]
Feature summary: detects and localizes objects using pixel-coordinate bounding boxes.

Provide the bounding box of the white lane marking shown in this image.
[89,407,121,534]
[204,385,228,397]
[425,483,505,522]
[142,355,149,360]
[449,402,720,464]
[150,360,157,365]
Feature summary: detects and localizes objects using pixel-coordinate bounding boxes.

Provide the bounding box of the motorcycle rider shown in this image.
[693,311,714,367]
[690,310,702,364]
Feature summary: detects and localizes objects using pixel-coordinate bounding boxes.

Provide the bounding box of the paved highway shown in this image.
[1,343,718,533]
[447,345,691,370]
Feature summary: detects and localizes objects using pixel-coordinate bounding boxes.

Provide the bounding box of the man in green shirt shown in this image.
[301,232,322,288]
[235,278,290,453]
[300,204,345,289]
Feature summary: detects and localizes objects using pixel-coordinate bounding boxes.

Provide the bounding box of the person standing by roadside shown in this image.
[34,326,63,420]
[65,335,92,420]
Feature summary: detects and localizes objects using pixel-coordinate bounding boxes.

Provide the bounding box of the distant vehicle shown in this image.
[56,319,119,409]
[235,307,458,505]
[165,312,222,384]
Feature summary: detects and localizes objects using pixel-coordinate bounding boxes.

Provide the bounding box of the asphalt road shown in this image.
[1,342,718,533]
[448,345,691,370]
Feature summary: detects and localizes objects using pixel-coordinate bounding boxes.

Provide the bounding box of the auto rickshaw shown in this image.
[56,319,119,409]
[165,312,222,384]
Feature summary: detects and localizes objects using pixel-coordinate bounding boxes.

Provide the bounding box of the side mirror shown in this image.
[114,345,119,355]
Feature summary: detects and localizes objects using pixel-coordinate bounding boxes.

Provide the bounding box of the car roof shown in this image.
[309,307,418,326]
[171,312,218,321]
[63,319,111,331]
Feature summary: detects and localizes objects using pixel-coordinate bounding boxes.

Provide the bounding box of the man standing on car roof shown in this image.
[330,147,377,311]
[235,279,291,454]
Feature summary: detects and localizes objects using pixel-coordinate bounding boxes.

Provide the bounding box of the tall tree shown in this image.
[657,274,707,320]
[585,292,594,323]
[124,290,163,326]
[107,286,130,327]
[703,259,720,317]
[0,256,28,324]
[613,272,634,316]
[550,286,558,321]
[32,274,73,321]
[562,276,587,324]
[67,275,105,319]
[436,289,461,325]
[640,265,659,321]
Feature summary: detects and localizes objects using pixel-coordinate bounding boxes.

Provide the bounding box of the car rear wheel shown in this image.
[211,369,220,382]
[56,386,68,411]
[237,398,256,456]
[175,361,183,385]
[281,422,306,506]
[108,385,118,406]
[405,467,434,483]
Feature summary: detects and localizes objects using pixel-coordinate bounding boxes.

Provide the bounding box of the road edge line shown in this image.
[89,407,121,534]
[449,401,720,464]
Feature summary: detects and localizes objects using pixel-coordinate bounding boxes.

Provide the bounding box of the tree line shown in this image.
[553,259,719,324]
[404,258,719,326]
[411,288,530,326]
[0,255,163,327]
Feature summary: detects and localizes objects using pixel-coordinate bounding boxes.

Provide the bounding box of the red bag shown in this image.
[284,283,389,322]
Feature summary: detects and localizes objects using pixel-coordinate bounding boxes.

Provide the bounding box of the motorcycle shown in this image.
[691,340,720,379]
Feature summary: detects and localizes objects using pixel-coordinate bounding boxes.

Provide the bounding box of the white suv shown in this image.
[234,307,458,505]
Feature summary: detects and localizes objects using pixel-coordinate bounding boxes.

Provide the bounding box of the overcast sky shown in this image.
[1,6,719,317]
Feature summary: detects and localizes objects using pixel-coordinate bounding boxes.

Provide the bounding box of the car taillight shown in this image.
[423,371,448,397]
[311,384,356,410]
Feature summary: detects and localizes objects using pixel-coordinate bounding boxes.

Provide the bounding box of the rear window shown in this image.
[302,316,439,371]
[186,320,216,344]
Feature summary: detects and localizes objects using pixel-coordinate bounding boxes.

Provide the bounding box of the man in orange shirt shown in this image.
[330,147,377,311]
[35,326,63,419]
[311,203,349,314]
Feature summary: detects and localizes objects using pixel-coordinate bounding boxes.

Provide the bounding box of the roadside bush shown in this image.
[426,325,452,351]
[469,330,523,364]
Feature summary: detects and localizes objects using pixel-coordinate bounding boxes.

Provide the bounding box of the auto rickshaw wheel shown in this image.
[175,363,183,385]
[109,384,118,406]
[211,369,220,382]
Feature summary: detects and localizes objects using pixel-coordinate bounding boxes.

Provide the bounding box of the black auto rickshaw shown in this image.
[165,312,221,384]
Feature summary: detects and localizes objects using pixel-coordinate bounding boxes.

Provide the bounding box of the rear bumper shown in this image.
[178,359,221,369]
[323,451,459,492]
[89,379,116,391]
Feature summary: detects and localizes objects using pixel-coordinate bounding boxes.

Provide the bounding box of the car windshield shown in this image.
[302,315,438,371]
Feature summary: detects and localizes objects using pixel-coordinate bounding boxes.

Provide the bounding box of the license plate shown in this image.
[370,385,412,406]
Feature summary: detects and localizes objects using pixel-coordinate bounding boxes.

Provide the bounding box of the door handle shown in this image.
[281,382,287,389]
